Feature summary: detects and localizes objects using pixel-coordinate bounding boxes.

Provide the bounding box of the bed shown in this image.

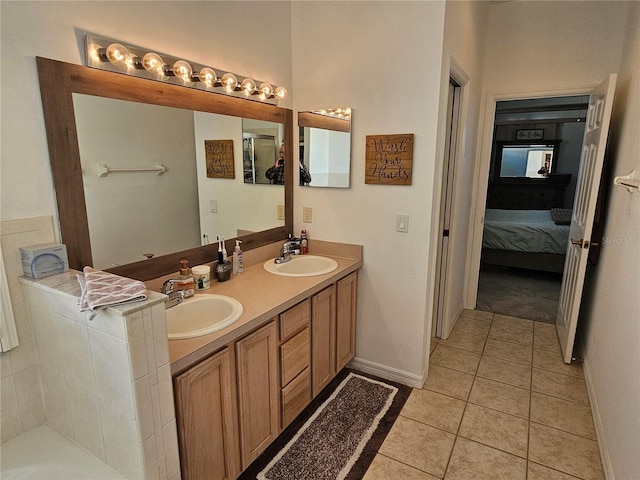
[481,209,570,273]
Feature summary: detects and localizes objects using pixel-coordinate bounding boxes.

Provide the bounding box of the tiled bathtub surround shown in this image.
[18,273,180,480]
[365,310,604,480]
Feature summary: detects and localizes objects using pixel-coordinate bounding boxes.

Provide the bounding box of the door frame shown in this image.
[464,85,600,309]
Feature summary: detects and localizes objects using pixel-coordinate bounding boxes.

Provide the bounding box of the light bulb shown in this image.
[344,107,352,117]
[221,73,238,92]
[258,82,273,97]
[142,53,165,74]
[105,43,130,65]
[198,68,217,86]
[274,86,287,99]
[172,60,193,81]
[241,78,256,95]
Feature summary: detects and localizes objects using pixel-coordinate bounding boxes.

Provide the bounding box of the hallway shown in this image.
[364,310,602,479]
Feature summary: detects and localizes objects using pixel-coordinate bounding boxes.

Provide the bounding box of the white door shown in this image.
[557,74,617,363]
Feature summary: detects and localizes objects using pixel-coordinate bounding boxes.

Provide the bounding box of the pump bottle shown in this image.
[233,240,244,274]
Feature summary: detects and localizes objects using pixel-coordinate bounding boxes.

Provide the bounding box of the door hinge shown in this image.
[443,229,450,237]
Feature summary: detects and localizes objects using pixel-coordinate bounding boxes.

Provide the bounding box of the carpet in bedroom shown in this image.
[476,265,562,323]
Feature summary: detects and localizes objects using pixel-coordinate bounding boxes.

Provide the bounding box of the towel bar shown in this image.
[97,162,166,177]
[613,169,640,193]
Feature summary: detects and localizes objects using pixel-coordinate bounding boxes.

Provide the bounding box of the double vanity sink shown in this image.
[165,255,339,340]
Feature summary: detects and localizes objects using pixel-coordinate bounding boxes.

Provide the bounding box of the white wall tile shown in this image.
[40,368,72,437]
[89,309,127,341]
[67,382,105,461]
[100,401,143,480]
[157,363,175,427]
[142,309,158,386]
[157,454,168,480]
[29,304,64,376]
[150,384,166,460]
[61,318,96,395]
[24,284,86,325]
[89,328,134,417]
[7,302,38,373]
[150,303,169,367]
[127,312,149,381]
[13,365,45,430]
[0,375,24,444]
[141,434,159,480]
[162,420,181,480]
[0,350,13,378]
[134,375,154,442]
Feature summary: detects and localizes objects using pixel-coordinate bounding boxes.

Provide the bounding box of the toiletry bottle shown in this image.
[222,237,228,262]
[301,230,308,254]
[175,260,195,298]
[233,240,244,274]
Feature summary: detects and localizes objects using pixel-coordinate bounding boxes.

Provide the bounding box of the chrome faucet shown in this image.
[275,237,301,264]
[162,279,184,309]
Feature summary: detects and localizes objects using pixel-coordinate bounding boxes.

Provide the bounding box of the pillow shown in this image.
[551,208,572,225]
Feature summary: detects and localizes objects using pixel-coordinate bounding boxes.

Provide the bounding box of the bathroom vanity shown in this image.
[165,241,361,479]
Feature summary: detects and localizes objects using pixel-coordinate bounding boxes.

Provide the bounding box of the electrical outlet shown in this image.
[210,200,218,213]
[277,204,285,220]
[303,206,313,223]
[396,214,409,233]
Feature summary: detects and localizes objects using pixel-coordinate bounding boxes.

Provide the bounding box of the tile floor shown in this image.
[363,310,603,480]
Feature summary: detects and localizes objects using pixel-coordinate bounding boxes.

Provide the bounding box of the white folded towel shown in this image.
[77,266,147,312]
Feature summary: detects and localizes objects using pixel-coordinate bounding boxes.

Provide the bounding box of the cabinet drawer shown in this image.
[279,299,311,341]
[280,327,310,387]
[281,367,311,428]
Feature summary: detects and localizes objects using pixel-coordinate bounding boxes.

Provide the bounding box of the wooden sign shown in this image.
[365,134,413,185]
[516,129,544,140]
[205,140,234,179]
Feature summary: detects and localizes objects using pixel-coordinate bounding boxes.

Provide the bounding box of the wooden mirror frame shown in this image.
[36,57,293,281]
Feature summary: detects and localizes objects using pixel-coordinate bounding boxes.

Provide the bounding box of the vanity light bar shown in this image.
[85,35,287,103]
[311,107,352,119]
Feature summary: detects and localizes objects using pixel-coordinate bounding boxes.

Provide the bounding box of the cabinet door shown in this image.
[312,284,336,397]
[236,321,280,468]
[174,348,239,480]
[336,271,357,372]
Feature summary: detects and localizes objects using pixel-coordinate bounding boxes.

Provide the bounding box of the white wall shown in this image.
[292,1,446,384]
[580,3,640,479]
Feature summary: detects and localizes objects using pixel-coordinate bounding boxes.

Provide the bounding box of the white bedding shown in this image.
[482,209,569,255]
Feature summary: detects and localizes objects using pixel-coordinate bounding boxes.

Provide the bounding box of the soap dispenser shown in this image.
[175,259,195,298]
[233,240,244,274]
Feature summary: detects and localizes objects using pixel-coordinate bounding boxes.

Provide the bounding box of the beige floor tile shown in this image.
[452,316,491,338]
[424,365,475,401]
[476,356,531,389]
[493,314,534,330]
[363,454,441,480]
[460,309,494,322]
[438,329,486,354]
[488,322,533,346]
[529,423,604,480]
[534,330,562,354]
[468,377,530,419]
[458,403,529,457]
[534,321,557,335]
[430,344,481,375]
[484,338,532,366]
[379,416,455,478]
[533,348,584,378]
[531,392,596,439]
[444,437,526,480]
[528,461,582,479]
[532,368,589,405]
[401,388,466,434]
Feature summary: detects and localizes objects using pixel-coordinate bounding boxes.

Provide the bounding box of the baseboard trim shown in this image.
[348,357,422,389]
[581,344,614,479]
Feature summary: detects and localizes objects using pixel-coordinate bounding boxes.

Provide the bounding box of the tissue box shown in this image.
[20,243,69,279]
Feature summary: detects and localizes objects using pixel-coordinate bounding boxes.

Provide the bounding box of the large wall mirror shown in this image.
[298,108,351,188]
[37,57,293,280]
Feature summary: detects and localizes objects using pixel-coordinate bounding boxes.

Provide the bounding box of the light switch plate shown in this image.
[303,206,312,223]
[277,204,285,221]
[210,200,218,213]
[396,214,409,233]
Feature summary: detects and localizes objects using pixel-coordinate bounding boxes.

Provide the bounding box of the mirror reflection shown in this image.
[298,108,351,188]
[242,119,285,185]
[495,141,561,180]
[73,94,285,269]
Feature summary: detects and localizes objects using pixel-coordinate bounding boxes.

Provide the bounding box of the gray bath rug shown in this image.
[239,370,410,480]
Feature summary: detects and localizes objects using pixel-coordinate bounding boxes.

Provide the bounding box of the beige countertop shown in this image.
[160,240,362,375]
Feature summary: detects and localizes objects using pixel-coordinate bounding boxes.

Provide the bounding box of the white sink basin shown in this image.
[263,255,338,277]
[166,294,243,340]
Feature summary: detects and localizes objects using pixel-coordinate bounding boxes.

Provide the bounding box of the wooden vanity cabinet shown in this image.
[236,321,280,469]
[173,347,240,480]
[336,271,357,371]
[278,299,311,428]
